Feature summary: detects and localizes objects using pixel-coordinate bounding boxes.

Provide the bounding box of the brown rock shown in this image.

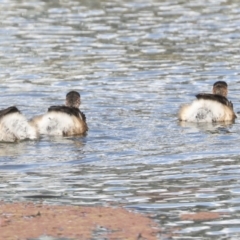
[181,212,221,221]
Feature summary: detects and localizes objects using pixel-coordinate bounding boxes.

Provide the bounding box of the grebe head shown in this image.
[212,81,228,97]
[65,91,81,108]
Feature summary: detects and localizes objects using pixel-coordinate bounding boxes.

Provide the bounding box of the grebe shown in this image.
[178,81,236,123]
[31,91,88,136]
[0,106,37,142]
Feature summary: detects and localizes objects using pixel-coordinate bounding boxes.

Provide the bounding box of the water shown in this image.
[1,0,240,239]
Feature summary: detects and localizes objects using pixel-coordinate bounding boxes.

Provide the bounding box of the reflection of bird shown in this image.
[0,106,37,142]
[31,91,88,136]
[178,81,236,123]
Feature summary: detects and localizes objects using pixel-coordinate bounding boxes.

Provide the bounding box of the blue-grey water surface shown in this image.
[1,0,240,239]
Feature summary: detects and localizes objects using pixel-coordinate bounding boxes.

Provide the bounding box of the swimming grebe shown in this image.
[0,106,38,142]
[178,81,236,122]
[31,91,88,136]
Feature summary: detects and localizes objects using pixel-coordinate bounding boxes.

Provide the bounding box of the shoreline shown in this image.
[0,201,159,239]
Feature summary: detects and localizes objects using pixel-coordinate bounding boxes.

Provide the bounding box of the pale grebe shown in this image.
[178,81,236,122]
[31,91,88,136]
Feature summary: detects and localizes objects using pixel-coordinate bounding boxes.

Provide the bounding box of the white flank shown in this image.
[179,99,231,122]
[36,112,75,135]
[0,113,37,142]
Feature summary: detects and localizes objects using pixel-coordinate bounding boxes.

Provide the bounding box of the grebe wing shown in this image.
[0,106,20,118]
[79,110,86,122]
[196,94,231,107]
[48,105,85,120]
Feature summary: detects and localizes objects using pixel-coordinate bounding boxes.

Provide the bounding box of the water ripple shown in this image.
[0,0,240,239]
